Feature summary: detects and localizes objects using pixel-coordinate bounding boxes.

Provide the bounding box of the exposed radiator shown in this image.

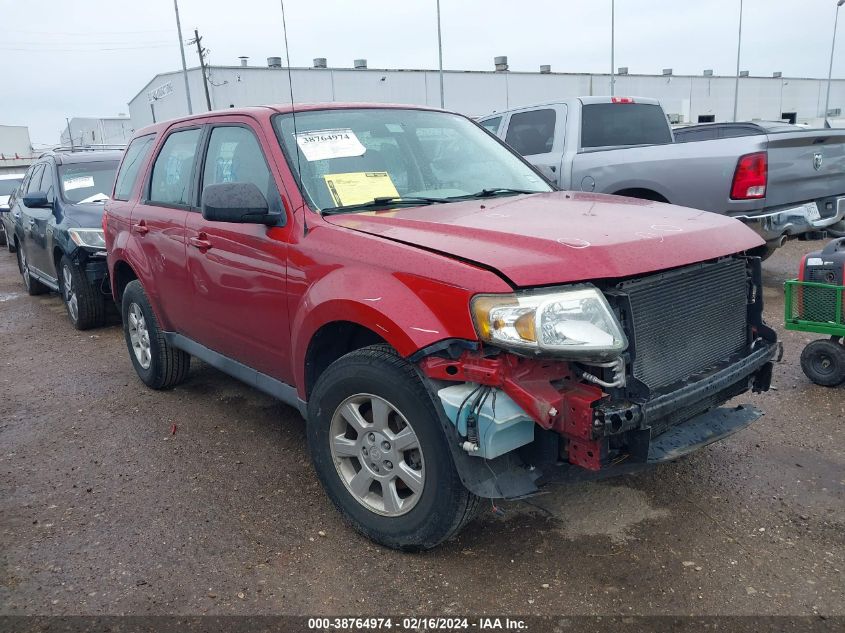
[620,258,748,392]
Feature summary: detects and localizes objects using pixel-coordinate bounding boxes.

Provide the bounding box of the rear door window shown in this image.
[149,128,202,206]
[581,103,672,148]
[114,134,156,201]
[505,109,556,156]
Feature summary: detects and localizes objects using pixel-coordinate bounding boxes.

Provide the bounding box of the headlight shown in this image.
[471,286,627,358]
[68,228,106,249]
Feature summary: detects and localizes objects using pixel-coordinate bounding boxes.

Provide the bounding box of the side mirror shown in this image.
[23,192,51,209]
[201,182,275,225]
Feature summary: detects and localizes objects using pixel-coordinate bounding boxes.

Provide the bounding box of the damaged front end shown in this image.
[415,256,781,499]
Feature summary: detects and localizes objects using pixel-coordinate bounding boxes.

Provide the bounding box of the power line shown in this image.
[0,44,175,52]
[9,28,176,36]
[3,38,176,46]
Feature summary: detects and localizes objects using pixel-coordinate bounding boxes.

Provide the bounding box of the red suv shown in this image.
[105,104,779,550]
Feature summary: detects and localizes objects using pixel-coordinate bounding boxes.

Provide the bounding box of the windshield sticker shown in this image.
[78,193,110,204]
[63,175,95,191]
[295,129,366,162]
[323,172,399,207]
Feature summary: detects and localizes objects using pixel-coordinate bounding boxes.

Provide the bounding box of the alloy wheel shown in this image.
[18,248,31,290]
[329,393,425,517]
[127,302,152,369]
[62,265,78,323]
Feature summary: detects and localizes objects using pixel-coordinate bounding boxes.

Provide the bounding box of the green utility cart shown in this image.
[785,272,845,387]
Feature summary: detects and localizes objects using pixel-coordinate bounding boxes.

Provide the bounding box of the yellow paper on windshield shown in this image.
[323,172,399,207]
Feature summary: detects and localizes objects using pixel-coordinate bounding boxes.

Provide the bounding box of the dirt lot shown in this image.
[0,239,843,617]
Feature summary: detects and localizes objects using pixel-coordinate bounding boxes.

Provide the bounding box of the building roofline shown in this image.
[142,64,842,82]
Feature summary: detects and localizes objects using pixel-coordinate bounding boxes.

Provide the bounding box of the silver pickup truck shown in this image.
[479,97,845,254]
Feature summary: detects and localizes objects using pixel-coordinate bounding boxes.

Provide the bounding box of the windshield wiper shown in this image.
[446,188,540,201]
[321,196,448,216]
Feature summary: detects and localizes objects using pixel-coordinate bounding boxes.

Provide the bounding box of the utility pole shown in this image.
[733,0,744,122]
[436,0,445,108]
[610,0,615,96]
[173,0,193,115]
[190,28,213,111]
[823,0,845,126]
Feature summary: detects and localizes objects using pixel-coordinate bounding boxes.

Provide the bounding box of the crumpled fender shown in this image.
[290,266,493,398]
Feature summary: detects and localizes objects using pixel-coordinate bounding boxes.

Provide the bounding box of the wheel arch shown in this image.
[303,320,389,400]
[111,258,140,304]
[611,187,670,203]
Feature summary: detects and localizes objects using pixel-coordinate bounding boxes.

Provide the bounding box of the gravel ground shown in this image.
[0,239,842,617]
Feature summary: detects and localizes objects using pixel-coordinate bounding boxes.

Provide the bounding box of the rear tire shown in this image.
[307,344,481,551]
[16,244,49,296]
[121,280,190,389]
[800,339,845,387]
[59,256,105,330]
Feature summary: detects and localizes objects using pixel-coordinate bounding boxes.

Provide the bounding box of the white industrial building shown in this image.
[0,125,36,175]
[60,116,134,148]
[128,57,845,130]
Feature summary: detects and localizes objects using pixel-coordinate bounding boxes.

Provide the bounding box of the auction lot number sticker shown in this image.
[295,129,367,161]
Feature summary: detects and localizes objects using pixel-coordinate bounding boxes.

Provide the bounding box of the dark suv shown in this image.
[9,149,121,329]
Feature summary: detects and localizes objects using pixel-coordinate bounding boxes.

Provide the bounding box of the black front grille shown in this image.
[620,258,748,392]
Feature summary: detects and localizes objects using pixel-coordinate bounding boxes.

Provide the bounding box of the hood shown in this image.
[325,192,764,288]
[64,202,107,228]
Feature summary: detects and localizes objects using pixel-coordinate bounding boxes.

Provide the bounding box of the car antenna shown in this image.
[280,0,308,236]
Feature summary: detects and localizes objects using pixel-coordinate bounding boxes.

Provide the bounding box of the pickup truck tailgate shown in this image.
[764,130,845,209]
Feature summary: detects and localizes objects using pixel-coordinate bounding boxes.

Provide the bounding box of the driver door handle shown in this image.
[188,234,212,251]
[132,220,149,236]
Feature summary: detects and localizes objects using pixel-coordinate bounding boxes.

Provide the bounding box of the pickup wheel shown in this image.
[307,344,481,551]
[16,244,49,296]
[800,338,845,387]
[59,256,105,330]
[121,280,190,389]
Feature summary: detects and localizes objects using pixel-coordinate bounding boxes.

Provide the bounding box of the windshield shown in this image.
[58,161,119,204]
[273,108,551,212]
[0,178,23,196]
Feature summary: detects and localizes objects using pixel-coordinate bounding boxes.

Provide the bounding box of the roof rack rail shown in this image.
[41,144,126,157]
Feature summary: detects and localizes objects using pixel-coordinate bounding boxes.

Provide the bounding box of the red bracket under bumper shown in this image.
[419,352,606,470]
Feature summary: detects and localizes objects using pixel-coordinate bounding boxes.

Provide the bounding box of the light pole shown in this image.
[610,0,615,96]
[436,0,445,108]
[173,0,193,115]
[823,0,845,126]
[732,0,743,122]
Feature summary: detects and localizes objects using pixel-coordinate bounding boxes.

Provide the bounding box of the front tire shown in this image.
[59,256,105,330]
[121,280,190,389]
[307,344,481,551]
[800,338,845,387]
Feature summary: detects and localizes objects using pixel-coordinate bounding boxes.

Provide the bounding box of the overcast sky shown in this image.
[2,0,843,145]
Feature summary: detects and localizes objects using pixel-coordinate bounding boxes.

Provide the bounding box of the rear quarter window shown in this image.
[114,134,156,201]
[581,103,672,148]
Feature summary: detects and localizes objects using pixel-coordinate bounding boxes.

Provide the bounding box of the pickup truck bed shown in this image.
[480,97,845,252]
